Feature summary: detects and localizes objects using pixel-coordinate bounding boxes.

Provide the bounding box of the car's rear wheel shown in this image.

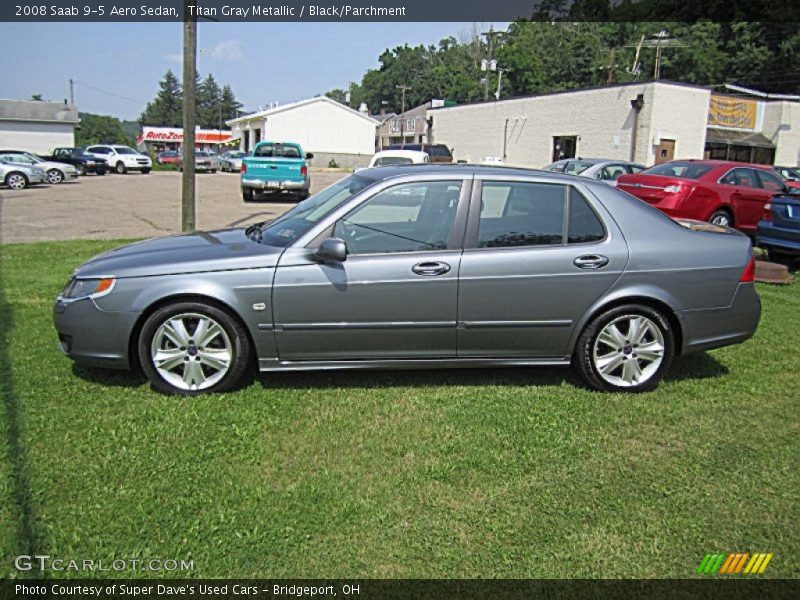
[115,161,127,174]
[242,188,254,202]
[575,304,674,393]
[47,169,64,184]
[138,302,251,395]
[709,208,733,228]
[5,172,28,190]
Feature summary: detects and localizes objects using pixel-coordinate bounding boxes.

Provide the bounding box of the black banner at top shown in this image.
[2,0,800,22]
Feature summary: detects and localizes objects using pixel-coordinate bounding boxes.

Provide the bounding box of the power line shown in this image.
[72,80,147,106]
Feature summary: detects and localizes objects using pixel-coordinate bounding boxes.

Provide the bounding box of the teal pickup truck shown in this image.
[240,141,314,202]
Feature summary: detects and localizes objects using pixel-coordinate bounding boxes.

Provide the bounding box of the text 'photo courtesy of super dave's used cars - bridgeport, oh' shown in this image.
[54,165,761,395]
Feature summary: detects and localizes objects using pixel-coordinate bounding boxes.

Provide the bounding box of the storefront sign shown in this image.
[137,126,233,144]
[707,95,757,130]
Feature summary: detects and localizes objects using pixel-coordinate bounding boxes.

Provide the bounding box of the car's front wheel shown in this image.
[138,302,252,395]
[575,304,674,393]
[47,169,64,184]
[5,172,28,190]
[115,161,127,174]
[78,164,87,176]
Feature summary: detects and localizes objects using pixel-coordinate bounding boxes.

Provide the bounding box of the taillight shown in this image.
[761,203,773,222]
[301,165,308,177]
[740,256,756,283]
[240,163,246,173]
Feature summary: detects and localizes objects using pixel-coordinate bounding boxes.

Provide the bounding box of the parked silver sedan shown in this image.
[54,165,760,395]
[219,150,246,172]
[544,158,646,185]
[178,151,221,173]
[0,157,47,189]
[0,150,79,184]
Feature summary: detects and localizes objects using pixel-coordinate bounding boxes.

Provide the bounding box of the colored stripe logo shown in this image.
[696,552,773,574]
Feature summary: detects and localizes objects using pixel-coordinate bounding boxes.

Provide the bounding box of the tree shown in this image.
[197,74,222,129]
[219,84,243,122]
[75,113,134,146]
[30,94,44,101]
[139,70,182,126]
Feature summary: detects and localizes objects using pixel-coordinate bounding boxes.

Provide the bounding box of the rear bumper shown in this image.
[241,177,309,191]
[679,283,761,354]
[757,221,800,254]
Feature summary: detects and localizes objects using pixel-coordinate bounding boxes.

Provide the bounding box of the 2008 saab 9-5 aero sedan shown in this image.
[54,165,761,395]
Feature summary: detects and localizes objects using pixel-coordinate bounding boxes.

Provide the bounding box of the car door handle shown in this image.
[574,255,609,269]
[412,261,451,276]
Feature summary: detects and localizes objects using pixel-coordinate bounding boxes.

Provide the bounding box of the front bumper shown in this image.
[241,177,309,191]
[679,283,761,354]
[53,295,139,369]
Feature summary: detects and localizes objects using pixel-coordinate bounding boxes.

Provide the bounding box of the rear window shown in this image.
[642,162,714,179]
[254,144,301,158]
[431,145,451,157]
[374,156,413,166]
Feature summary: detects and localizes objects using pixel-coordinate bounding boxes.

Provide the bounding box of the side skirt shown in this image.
[259,356,572,372]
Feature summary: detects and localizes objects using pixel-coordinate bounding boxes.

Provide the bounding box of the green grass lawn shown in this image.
[0,240,798,579]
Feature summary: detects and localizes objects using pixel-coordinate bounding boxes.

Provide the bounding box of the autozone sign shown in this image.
[138,127,233,144]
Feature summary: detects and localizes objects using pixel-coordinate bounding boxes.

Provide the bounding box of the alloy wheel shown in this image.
[7,174,26,190]
[710,213,731,227]
[592,314,665,387]
[47,169,64,184]
[150,312,233,391]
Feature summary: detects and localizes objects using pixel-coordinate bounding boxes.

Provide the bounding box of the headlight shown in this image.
[62,277,116,299]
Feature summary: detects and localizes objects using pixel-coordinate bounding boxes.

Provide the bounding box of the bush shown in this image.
[328,158,338,168]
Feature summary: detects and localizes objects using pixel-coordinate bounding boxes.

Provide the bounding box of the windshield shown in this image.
[196,151,212,157]
[641,161,714,179]
[227,151,246,158]
[114,147,139,155]
[374,156,413,166]
[255,175,374,247]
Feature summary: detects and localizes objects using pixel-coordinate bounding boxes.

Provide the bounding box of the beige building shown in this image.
[227,96,379,168]
[427,81,800,168]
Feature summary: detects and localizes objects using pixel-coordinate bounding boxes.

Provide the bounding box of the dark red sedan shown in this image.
[617,160,794,234]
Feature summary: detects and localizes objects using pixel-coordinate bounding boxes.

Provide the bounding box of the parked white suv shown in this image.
[85,145,152,174]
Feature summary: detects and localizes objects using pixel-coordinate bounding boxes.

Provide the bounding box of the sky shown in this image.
[0,22,502,121]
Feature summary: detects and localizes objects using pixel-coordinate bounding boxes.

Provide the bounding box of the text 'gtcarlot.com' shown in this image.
[14,554,194,572]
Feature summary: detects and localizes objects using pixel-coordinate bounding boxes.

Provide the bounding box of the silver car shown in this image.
[54,165,760,395]
[219,150,246,172]
[544,158,646,185]
[0,150,79,184]
[0,157,47,189]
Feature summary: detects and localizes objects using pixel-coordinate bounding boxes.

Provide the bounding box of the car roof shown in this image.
[374,150,429,158]
[354,163,599,182]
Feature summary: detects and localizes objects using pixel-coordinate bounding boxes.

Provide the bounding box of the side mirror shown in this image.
[305,152,315,160]
[314,238,347,262]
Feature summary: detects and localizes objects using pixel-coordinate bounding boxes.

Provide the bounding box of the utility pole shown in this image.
[606,48,616,84]
[396,84,411,148]
[481,26,503,101]
[181,0,196,233]
[69,79,75,104]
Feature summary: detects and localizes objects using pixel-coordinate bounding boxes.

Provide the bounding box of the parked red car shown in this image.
[617,160,794,235]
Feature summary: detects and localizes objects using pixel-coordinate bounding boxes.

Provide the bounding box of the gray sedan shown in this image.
[219,150,246,172]
[1,158,47,189]
[544,158,646,185]
[54,165,760,395]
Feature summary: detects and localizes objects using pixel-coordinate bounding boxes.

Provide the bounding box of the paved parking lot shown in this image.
[0,170,348,244]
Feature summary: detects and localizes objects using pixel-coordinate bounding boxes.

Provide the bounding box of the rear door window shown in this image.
[477,182,566,248]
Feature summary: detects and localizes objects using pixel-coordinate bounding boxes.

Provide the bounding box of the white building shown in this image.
[226,96,379,167]
[0,99,80,154]
[427,81,800,168]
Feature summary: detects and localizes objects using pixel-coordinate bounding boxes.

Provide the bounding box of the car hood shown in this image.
[74,228,284,278]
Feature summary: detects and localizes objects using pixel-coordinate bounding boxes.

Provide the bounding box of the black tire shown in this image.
[709,208,733,228]
[574,304,675,393]
[142,168,151,174]
[295,191,310,201]
[78,164,87,176]
[115,161,127,175]
[242,188,254,202]
[138,301,252,396]
[96,169,106,176]
[4,172,28,190]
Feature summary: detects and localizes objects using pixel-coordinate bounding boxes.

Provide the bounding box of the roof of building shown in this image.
[0,99,80,123]
[226,96,380,126]
[427,80,713,113]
